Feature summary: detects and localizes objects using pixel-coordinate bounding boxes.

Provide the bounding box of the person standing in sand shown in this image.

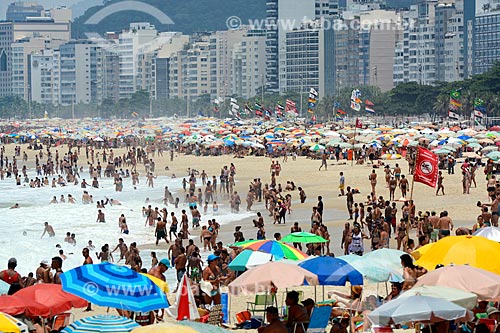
[437,211,453,239]
[111,239,128,262]
[436,171,445,196]
[369,170,377,195]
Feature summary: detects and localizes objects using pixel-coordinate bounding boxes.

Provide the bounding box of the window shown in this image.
[0,49,6,72]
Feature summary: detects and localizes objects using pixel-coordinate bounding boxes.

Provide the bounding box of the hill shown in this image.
[71,0,266,38]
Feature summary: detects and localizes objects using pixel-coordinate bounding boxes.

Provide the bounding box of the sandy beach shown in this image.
[0,140,487,327]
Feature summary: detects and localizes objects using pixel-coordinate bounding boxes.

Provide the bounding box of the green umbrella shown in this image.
[227,249,273,271]
[282,232,327,244]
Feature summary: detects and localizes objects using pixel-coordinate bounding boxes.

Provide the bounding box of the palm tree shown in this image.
[433,94,449,120]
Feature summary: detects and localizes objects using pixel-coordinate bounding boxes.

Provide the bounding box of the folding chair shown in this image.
[51,313,73,331]
[247,293,275,322]
[294,305,332,333]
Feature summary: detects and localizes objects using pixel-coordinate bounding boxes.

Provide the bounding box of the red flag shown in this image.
[365,99,375,106]
[355,118,363,129]
[337,109,346,115]
[413,146,439,188]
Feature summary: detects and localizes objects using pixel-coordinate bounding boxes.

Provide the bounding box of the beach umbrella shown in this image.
[61,263,169,312]
[473,226,500,242]
[140,274,169,294]
[281,232,327,244]
[0,295,50,317]
[228,250,273,271]
[337,255,403,283]
[414,265,500,301]
[487,151,500,160]
[466,142,482,149]
[177,321,233,333]
[240,240,308,260]
[131,323,198,333]
[15,283,88,315]
[398,285,477,310]
[0,280,9,295]
[166,273,199,321]
[228,261,318,295]
[367,295,471,326]
[363,248,406,273]
[61,315,139,333]
[0,312,28,333]
[482,145,499,153]
[309,144,326,151]
[299,256,363,286]
[414,235,500,275]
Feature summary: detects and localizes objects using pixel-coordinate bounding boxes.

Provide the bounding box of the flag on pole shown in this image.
[350,101,361,112]
[255,102,263,117]
[413,147,439,188]
[473,98,486,119]
[351,89,362,111]
[365,106,375,114]
[355,118,363,129]
[365,99,375,106]
[264,109,271,120]
[448,89,462,119]
[337,109,346,115]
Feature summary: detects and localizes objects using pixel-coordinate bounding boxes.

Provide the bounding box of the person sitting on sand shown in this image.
[257,306,287,333]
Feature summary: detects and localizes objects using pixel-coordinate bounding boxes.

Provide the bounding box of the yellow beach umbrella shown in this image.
[140,273,169,294]
[415,235,500,274]
[132,323,198,333]
[0,313,21,333]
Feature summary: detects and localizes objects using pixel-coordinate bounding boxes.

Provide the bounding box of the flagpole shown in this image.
[352,119,356,166]
[405,150,418,252]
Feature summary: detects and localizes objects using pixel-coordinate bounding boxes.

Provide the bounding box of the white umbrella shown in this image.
[473,227,500,242]
[398,285,478,310]
[368,295,472,326]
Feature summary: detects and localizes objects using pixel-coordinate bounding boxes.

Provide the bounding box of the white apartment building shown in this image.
[393,0,438,86]
[30,48,56,104]
[231,29,267,99]
[118,23,158,99]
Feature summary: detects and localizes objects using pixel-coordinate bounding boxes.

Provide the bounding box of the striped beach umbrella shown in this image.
[62,315,139,333]
[282,232,327,244]
[61,263,169,312]
[241,240,308,260]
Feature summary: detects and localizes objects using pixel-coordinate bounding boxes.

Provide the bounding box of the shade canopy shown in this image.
[282,232,327,244]
[473,227,500,242]
[368,295,471,326]
[398,285,478,310]
[228,261,318,295]
[298,256,363,286]
[15,284,88,315]
[228,249,273,271]
[61,315,139,333]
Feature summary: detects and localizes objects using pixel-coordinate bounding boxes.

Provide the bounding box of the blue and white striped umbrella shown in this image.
[62,315,139,333]
[61,263,169,312]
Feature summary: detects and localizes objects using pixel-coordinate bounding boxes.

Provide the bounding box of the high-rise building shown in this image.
[393,0,438,86]
[231,29,267,99]
[474,8,500,75]
[118,23,158,99]
[6,2,44,22]
[463,0,476,78]
[443,0,465,82]
[209,28,247,100]
[29,48,56,105]
[265,0,338,94]
[284,20,335,101]
[434,3,457,82]
[0,10,71,97]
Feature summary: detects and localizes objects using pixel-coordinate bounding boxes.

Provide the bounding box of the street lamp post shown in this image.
[299,74,303,118]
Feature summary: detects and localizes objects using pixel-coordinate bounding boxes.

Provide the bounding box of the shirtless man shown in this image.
[168,239,182,264]
[483,194,499,227]
[148,258,170,281]
[41,222,55,238]
[169,212,178,241]
[437,211,454,239]
[191,206,201,229]
[173,247,187,291]
[181,210,189,239]
[51,257,64,285]
[111,238,128,262]
[96,209,105,223]
[393,163,402,184]
[155,218,169,245]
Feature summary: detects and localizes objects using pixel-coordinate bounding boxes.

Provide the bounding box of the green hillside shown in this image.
[72,0,266,38]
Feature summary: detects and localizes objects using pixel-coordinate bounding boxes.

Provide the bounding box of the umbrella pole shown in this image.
[405,162,417,252]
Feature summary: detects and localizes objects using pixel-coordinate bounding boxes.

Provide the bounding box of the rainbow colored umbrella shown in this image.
[241,240,308,260]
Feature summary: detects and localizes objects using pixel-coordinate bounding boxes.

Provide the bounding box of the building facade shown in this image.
[474,9,500,75]
[6,2,44,22]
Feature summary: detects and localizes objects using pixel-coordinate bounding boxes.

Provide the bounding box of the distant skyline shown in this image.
[0,0,87,20]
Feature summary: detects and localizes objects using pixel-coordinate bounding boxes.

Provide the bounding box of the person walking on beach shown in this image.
[436,171,444,196]
[437,211,453,239]
[155,218,168,245]
[319,153,328,171]
[51,257,63,284]
[173,247,187,292]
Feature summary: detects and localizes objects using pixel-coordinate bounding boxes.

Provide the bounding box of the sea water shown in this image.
[0,173,252,287]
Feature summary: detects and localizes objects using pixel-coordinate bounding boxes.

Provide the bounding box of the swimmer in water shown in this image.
[41,222,55,238]
[10,203,19,209]
[50,196,58,204]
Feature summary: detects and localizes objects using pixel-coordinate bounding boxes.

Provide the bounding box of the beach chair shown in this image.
[51,313,73,331]
[207,304,223,326]
[247,293,275,319]
[297,305,332,333]
[478,318,497,332]
[372,327,394,333]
